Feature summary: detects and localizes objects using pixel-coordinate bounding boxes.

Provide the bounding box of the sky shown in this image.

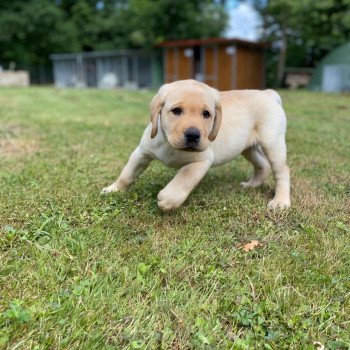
[224,0,263,41]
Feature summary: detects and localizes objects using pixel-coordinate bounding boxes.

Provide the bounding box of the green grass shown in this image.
[0,87,349,350]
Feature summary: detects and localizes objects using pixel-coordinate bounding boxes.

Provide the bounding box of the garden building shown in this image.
[309,41,350,93]
[50,50,162,89]
[50,38,267,90]
[157,37,266,90]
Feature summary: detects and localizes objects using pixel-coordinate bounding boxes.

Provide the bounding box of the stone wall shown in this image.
[0,71,30,87]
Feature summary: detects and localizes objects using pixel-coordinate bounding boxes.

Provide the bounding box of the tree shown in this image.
[0,0,228,71]
[0,0,79,67]
[123,0,228,47]
[255,0,350,87]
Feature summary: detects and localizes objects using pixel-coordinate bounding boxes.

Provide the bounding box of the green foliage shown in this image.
[0,0,227,68]
[122,0,228,47]
[1,300,32,324]
[0,0,79,66]
[255,0,350,85]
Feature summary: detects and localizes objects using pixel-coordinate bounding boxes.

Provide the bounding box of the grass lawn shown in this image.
[0,87,349,349]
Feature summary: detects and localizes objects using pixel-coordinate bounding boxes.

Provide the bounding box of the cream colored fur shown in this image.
[102,80,290,211]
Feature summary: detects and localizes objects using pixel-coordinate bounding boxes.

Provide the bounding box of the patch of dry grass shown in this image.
[0,124,38,158]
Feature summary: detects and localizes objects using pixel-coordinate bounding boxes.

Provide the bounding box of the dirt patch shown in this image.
[0,138,38,157]
[0,124,38,158]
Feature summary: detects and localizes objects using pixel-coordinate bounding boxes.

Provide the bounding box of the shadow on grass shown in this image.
[98,160,276,220]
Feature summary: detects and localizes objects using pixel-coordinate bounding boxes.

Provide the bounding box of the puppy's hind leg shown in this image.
[240,145,271,188]
[101,146,152,194]
[261,137,291,209]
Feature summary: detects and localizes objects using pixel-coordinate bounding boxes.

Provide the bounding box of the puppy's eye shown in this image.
[203,110,211,119]
[171,107,182,116]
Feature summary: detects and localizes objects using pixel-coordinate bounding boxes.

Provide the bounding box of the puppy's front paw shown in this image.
[267,198,291,210]
[101,182,123,194]
[157,188,187,211]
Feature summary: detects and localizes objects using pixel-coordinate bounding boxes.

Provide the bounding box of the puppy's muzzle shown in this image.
[184,127,201,148]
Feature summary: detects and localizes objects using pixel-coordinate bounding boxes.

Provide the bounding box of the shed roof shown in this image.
[156,37,267,49]
[50,49,155,61]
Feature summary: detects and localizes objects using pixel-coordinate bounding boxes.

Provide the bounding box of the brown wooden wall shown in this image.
[164,44,265,90]
[203,46,215,87]
[165,48,176,82]
[236,46,264,89]
[178,48,192,80]
[164,48,192,82]
[217,45,234,91]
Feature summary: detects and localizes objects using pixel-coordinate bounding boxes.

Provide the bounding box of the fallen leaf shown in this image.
[241,240,262,252]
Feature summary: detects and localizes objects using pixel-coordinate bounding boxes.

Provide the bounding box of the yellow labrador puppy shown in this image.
[102,79,290,211]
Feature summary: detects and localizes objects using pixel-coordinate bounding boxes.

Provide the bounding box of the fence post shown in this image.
[76,54,85,87]
[122,55,128,87]
[133,55,139,88]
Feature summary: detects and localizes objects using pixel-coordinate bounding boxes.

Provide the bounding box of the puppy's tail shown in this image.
[265,89,282,106]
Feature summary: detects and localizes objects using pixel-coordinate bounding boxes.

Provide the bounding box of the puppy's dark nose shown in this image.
[184,127,201,145]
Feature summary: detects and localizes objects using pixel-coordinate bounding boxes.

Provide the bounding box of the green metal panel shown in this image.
[309,41,350,91]
[151,52,163,89]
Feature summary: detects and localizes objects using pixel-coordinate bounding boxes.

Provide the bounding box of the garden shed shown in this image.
[50,50,162,89]
[157,37,266,90]
[309,41,350,92]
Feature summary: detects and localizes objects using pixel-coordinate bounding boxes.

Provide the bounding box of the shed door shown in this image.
[164,48,193,82]
[217,45,236,91]
[178,48,192,80]
[322,64,350,92]
[202,46,218,88]
[164,48,176,83]
[236,47,263,89]
[202,45,236,90]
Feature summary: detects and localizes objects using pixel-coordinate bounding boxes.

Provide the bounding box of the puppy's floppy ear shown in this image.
[150,84,168,138]
[208,89,222,142]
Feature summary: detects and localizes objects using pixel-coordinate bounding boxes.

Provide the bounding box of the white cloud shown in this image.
[225,2,262,41]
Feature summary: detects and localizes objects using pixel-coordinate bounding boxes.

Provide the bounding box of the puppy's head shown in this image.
[150,80,222,152]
